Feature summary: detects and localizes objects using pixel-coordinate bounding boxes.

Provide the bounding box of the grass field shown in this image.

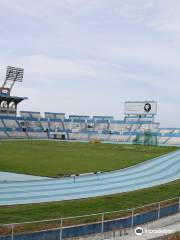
[0,140,179,225]
[0,140,178,177]
[0,180,179,224]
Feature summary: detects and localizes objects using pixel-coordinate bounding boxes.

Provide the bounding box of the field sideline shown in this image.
[0,140,178,177]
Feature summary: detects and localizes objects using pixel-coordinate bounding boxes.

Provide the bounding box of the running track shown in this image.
[0,150,180,206]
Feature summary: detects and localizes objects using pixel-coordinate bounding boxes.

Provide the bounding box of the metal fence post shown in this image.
[179,197,180,212]
[59,219,63,240]
[158,202,161,219]
[11,224,14,240]
[101,213,104,233]
[131,209,134,228]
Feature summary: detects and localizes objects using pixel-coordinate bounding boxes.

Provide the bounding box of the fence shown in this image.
[0,196,179,240]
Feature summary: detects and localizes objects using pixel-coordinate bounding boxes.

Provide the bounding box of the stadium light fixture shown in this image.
[1,66,24,92]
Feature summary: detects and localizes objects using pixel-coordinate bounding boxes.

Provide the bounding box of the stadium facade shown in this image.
[0,66,180,145]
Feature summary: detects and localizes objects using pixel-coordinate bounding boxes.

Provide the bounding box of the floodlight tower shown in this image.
[0,66,24,94]
[0,66,27,116]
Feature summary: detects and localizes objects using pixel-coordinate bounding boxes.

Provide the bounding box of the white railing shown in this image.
[0,196,179,240]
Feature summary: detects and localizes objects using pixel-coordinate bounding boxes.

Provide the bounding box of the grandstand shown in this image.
[0,66,180,145]
[0,66,180,240]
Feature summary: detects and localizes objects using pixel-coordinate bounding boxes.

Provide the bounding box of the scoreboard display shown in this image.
[124,101,157,115]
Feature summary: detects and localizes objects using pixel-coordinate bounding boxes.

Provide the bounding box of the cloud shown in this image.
[0,0,180,127]
[112,0,180,34]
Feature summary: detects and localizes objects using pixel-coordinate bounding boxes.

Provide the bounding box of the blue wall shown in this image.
[0,203,179,240]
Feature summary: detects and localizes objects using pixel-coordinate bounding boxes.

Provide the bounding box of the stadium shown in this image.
[0,66,179,240]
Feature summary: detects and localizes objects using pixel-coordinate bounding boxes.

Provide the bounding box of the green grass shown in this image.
[0,140,179,225]
[0,140,178,177]
[0,180,179,224]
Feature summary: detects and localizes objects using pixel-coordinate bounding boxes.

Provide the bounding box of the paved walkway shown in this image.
[0,171,49,182]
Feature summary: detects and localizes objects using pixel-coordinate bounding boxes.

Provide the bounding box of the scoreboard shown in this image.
[124,101,157,115]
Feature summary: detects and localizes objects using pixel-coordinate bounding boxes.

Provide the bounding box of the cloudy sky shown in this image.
[0,0,180,127]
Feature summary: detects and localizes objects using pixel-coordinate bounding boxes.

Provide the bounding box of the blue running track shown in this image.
[0,150,180,206]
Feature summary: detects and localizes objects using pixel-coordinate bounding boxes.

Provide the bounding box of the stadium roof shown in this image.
[0,94,27,104]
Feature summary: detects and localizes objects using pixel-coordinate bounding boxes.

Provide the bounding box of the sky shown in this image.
[0,0,180,127]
